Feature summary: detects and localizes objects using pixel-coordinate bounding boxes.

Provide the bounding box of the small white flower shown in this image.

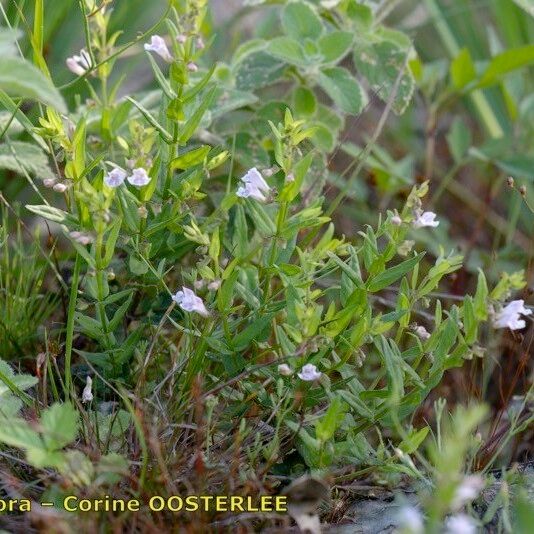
[82,376,93,403]
[413,211,439,229]
[177,34,187,44]
[236,167,271,202]
[278,364,293,376]
[493,299,532,331]
[104,168,127,188]
[207,280,221,291]
[297,363,322,381]
[144,35,173,62]
[53,183,68,193]
[445,514,477,534]
[397,505,424,534]
[414,325,431,341]
[172,287,209,317]
[452,475,484,510]
[66,49,92,76]
[127,168,151,187]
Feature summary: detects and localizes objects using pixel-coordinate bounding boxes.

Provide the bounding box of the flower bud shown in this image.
[187,61,198,72]
[53,183,68,193]
[43,178,57,188]
[138,205,148,219]
[177,34,187,44]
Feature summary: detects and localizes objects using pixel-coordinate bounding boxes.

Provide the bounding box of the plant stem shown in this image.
[65,253,82,396]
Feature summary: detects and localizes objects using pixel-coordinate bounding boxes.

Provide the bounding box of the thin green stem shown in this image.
[65,253,82,396]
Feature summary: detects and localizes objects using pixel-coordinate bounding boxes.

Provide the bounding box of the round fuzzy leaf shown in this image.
[354,40,415,115]
[317,67,367,115]
[268,37,309,67]
[234,50,286,90]
[282,1,324,40]
[293,86,317,116]
[318,31,353,63]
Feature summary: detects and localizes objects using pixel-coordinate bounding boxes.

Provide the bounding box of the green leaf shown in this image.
[0,418,42,450]
[515,491,534,534]
[267,37,308,66]
[375,336,404,402]
[367,253,423,292]
[473,269,488,320]
[233,313,274,351]
[446,117,471,163]
[179,85,217,144]
[318,31,353,63]
[463,296,478,344]
[450,48,476,89]
[282,1,324,40]
[26,204,77,225]
[353,40,414,115]
[0,58,66,112]
[234,50,286,91]
[511,0,534,17]
[41,402,79,451]
[399,426,429,454]
[0,141,55,180]
[478,45,534,87]
[315,396,346,442]
[318,67,367,115]
[171,145,211,170]
[126,96,173,143]
[293,86,317,116]
[279,152,313,202]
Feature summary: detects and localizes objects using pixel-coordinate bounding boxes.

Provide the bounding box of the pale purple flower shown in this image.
[236,167,271,202]
[82,376,93,403]
[452,475,484,510]
[493,299,532,330]
[413,211,439,229]
[187,61,198,72]
[144,35,173,62]
[104,168,127,188]
[397,506,424,534]
[172,287,209,317]
[278,364,293,376]
[445,514,477,534]
[298,364,322,381]
[127,168,151,187]
[43,178,57,188]
[66,49,92,76]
